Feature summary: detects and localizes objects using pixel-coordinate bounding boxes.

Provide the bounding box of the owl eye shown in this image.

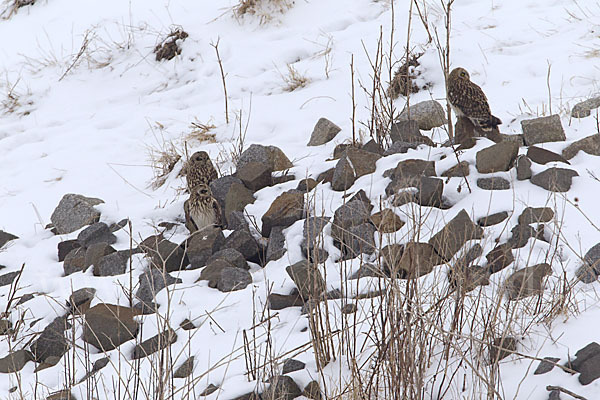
[460,71,466,77]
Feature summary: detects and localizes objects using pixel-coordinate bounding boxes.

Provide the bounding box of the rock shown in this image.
[508,224,542,248]
[500,134,524,146]
[333,143,353,159]
[308,118,341,146]
[455,244,483,267]
[228,211,251,232]
[77,222,116,248]
[109,218,129,232]
[521,115,566,145]
[63,247,88,276]
[476,141,519,173]
[389,120,434,146]
[477,211,509,227]
[85,242,117,271]
[237,144,293,172]
[441,161,470,177]
[268,292,304,310]
[346,148,381,177]
[30,316,70,363]
[67,287,96,314]
[143,238,188,273]
[184,227,225,269]
[387,242,444,278]
[563,134,600,160]
[94,252,126,276]
[505,263,552,300]
[429,210,483,261]
[416,176,444,207]
[397,100,447,130]
[331,154,356,191]
[316,168,334,184]
[297,178,317,192]
[282,358,305,374]
[385,159,436,196]
[261,191,305,237]
[179,319,196,331]
[576,264,598,284]
[518,207,554,224]
[132,329,177,359]
[454,116,476,145]
[515,155,533,180]
[0,349,34,373]
[531,168,578,192]
[571,96,600,118]
[199,384,219,396]
[568,342,600,385]
[206,248,248,270]
[301,217,330,262]
[236,161,273,192]
[486,243,514,273]
[534,357,560,375]
[57,240,80,262]
[286,260,327,300]
[370,209,405,233]
[361,139,384,155]
[174,356,195,379]
[50,194,104,234]
[449,265,490,292]
[0,271,19,287]
[339,223,376,260]
[266,226,287,263]
[83,304,139,351]
[210,175,243,211]
[262,375,302,400]
[341,303,357,314]
[213,266,252,292]
[46,390,75,400]
[331,199,372,243]
[303,381,323,400]
[383,141,421,155]
[0,319,11,335]
[223,229,260,263]
[569,342,600,371]
[489,337,517,362]
[527,146,570,165]
[77,357,110,383]
[349,263,385,279]
[16,293,34,305]
[223,183,256,227]
[0,231,17,249]
[477,177,510,190]
[136,268,182,305]
[575,243,600,283]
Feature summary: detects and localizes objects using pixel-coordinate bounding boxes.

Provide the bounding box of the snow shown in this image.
[1,0,600,398]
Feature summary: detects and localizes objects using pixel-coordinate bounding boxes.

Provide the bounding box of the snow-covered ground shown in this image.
[1,0,600,398]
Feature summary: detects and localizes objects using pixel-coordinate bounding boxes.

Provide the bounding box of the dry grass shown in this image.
[233,0,294,24]
[185,119,217,144]
[281,64,310,92]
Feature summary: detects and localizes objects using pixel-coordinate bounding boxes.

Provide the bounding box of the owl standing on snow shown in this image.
[447,67,502,132]
[185,151,218,191]
[184,183,223,233]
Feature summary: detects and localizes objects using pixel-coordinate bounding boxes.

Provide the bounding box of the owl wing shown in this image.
[184,199,198,233]
[461,83,492,120]
[212,199,224,228]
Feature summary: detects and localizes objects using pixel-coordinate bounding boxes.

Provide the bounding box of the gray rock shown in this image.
[236,161,273,192]
[303,381,323,400]
[30,316,70,363]
[296,178,318,192]
[387,242,444,278]
[476,141,519,173]
[282,358,305,374]
[570,342,600,372]
[0,231,17,249]
[515,155,532,180]
[267,292,304,310]
[227,210,251,232]
[286,260,327,300]
[77,357,110,383]
[261,191,305,237]
[568,342,600,385]
[370,209,405,233]
[571,96,600,118]
[223,183,256,228]
[331,199,372,247]
[349,263,387,279]
[389,120,434,146]
[346,147,381,178]
[109,218,129,232]
[46,390,75,400]
[184,227,225,269]
[266,226,287,263]
[576,243,600,283]
[505,263,552,300]
[562,134,600,160]
[331,154,356,191]
[132,329,177,359]
[213,266,252,292]
[0,319,11,335]
[210,175,243,211]
[85,242,117,271]
[416,176,444,207]
[0,349,34,373]
[385,159,436,196]
[262,375,302,400]
[489,337,517,362]
[67,287,96,313]
[361,139,384,155]
[174,356,195,379]
[477,177,511,190]
[0,271,20,287]
[429,209,483,261]
[77,222,116,248]
[508,224,543,248]
[477,211,509,227]
[301,217,330,263]
[398,100,447,130]
[576,264,599,284]
[341,303,357,314]
[237,144,293,172]
[448,264,490,292]
[143,239,188,273]
[50,194,104,234]
[83,304,139,351]
[63,247,87,275]
[94,252,126,276]
[136,268,182,305]
[339,222,376,260]
[223,229,260,263]
[57,240,80,262]
[518,207,554,224]
[199,384,219,396]
[527,146,570,165]
[333,143,353,159]
[383,141,421,155]
[534,357,560,375]
[500,134,524,146]
[486,243,514,273]
[441,161,470,177]
[206,248,248,270]
[308,118,341,146]
[316,167,334,184]
[521,115,566,145]
[531,168,578,192]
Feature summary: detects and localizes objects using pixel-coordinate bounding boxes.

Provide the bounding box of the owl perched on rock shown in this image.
[184,184,223,233]
[447,67,502,132]
[186,151,218,191]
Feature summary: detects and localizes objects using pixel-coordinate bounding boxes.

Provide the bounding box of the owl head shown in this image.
[190,151,210,164]
[192,183,212,197]
[450,67,470,81]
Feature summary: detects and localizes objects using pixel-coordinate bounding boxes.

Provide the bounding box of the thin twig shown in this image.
[211,38,229,124]
[546,385,588,400]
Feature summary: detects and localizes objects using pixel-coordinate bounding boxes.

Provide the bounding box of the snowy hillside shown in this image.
[1,0,600,399]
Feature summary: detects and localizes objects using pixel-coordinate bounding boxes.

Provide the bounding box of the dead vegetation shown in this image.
[0,0,35,19]
[388,52,428,99]
[154,28,189,62]
[281,64,310,92]
[233,0,294,24]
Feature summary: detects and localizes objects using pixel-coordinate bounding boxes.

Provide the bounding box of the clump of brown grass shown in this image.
[1,0,35,19]
[233,0,294,24]
[148,141,182,190]
[154,27,189,62]
[388,53,427,99]
[281,64,309,92]
[185,119,217,144]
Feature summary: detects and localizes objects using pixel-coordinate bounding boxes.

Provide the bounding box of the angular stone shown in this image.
[58,240,80,262]
[184,227,225,269]
[180,319,196,330]
[0,319,11,335]
[448,264,490,292]
[30,316,70,363]
[308,118,341,146]
[429,209,483,260]
[224,183,256,227]
[136,268,182,305]
[206,248,248,270]
[339,223,376,260]
[333,143,353,159]
[477,211,509,227]
[297,179,317,192]
[174,356,195,379]
[416,176,444,207]
[214,266,252,292]
[501,134,524,146]
[268,146,294,171]
[94,252,126,276]
[349,263,386,279]
[477,177,510,190]
[331,155,355,191]
[303,381,323,400]
[50,194,104,234]
[441,161,470,177]
[262,375,302,400]
[515,155,532,180]
[370,209,405,233]
[132,329,177,359]
[508,224,541,248]
[476,141,519,173]
[398,100,447,130]
[286,260,327,300]
[282,358,305,374]
[210,175,243,211]
[531,168,578,192]
[83,304,140,351]
[144,239,188,273]
[570,342,600,372]
[268,292,304,310]
[46,390,75,400]
[489,337,517,362]
[389,120,434,146]
[505,263,552,300]
[109,218,129,232]
[77,222,116,248]
[385,159,436,196]
[390,242,444,278]
[361,139,384,155]
[67,287,96,314]
[0,230,17,249]
[223,229,260,263]
[301,217,330,263]
[346,148,381,178]
[266,226,287,263]
[527,146,570,165]
[237,144,292,172]
[261,191,305,237]
[384,141,421,155]
[534,357,560,375]
[331,199,372,244]
[236,161,273,192]
[0,349,34,373]
[63,247,88,276]
[486,243,514,273]
[316,168,334,184]
[199,384,219,396]
[518,207,554,225]
[571,96,600,118]
[566,136,600,164]
[521,115,566,145]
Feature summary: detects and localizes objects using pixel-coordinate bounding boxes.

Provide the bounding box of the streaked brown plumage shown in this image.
[186,151,218,191]
[184,184,223,233]
[447,67,501,132]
